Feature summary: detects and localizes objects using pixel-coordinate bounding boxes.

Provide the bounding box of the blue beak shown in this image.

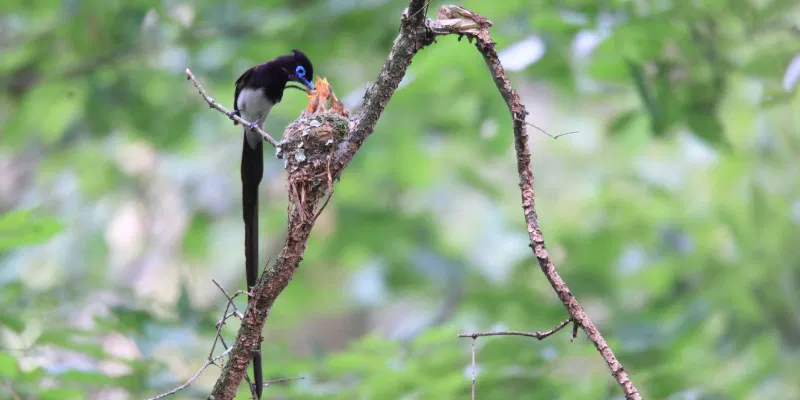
[301,77,315,91]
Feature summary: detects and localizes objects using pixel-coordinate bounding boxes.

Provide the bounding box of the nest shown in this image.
[277,77,350,222]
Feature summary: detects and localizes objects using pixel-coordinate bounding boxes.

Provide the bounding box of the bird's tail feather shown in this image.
[241,132,264,398]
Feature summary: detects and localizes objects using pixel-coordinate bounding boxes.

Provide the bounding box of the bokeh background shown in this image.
[1,0,799,399]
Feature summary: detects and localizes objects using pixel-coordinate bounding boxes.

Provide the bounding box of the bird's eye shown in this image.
[295,65,306,77]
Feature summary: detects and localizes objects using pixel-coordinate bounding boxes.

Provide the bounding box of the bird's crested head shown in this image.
[278,49,315,91]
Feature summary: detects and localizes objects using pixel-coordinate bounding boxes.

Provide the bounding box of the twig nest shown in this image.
[277,77,350,220]
[277,112,348,177]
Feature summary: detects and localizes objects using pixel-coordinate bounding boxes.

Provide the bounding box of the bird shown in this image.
[231,49,315,399]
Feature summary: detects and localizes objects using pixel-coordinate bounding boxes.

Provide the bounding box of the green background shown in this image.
[1,0,799,399]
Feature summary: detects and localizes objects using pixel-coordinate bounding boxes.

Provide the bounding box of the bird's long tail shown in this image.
[241,132,264,399]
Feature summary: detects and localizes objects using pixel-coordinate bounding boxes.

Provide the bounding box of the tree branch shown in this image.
[459,318,574,398]
[207,2,433,398]
[146,347,233,400]
[194,2,641,399]
[185,69,280,147]
[428,6,641,399]
[146,280,250,399]
[458,317,573,340]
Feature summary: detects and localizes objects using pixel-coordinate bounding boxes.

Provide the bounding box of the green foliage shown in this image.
[38,387,86,400]
[0,353,19,379]
[0,209,63,251]
[1,0,798,399]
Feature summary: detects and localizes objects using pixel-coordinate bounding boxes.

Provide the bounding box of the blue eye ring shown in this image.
[295,65,306,77]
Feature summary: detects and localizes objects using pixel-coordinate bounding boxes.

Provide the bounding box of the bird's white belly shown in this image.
[237,87,274,148]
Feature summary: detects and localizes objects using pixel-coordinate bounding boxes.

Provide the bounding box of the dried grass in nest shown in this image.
[277,77,350,223]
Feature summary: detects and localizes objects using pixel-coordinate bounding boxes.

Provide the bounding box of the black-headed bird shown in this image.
[231,49,315,399]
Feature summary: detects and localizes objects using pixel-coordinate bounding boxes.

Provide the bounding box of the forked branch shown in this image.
[432,6,640,399]
[189,2,641,399]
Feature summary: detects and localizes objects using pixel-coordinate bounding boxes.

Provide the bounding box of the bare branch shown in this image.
[459,318,574,398]
[212,279,245,315]
[185,69,280,147]
[147,279,253,399]
[208,279,244,360]
[336,0,435,171]
[459,318,573,340]
[263,376,306,387]
[146,346,233,400]
[513,117,578,139]
[427,7,641,399]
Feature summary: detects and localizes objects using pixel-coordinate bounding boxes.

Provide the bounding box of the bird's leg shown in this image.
[227,109,241,119]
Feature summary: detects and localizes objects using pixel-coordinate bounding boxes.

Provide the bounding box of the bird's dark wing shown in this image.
[232,67,255,126]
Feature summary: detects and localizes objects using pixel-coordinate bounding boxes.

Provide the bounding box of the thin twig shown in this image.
[470,337,476,400]
[211,278,261,399]
[146,279,251,399]
[2,381,21,400]
[208,279,245,360]
[185,69,280,147]
[209,306,232,360]
[458,318,573,340]
[312,140,336,223]
[406,0,433,21]
[513,117,578,139]
[212,279,245,313]
[460,318,573,398]
[263,376,306,387]
[215,311,244,330]
[146,346,233,400]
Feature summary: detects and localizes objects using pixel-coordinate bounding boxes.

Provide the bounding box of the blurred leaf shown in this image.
[183,213,212,259]
[588,39,630,82]
[59,369,117,385]
[14,366,45,384]
[109,305,158,335]
[4,80,86,147]
[528,39,575,93]
[177,282,193,321]
[38,387,85,400]
[529,11,582,35]
[686,112,728,149]
[607,109,640,136]
[0,353,19,378]
[0,209,63,251]
[0,281,25,303]
[742,49,797,78]
[0,313,25,332]
[38,329,107,359]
